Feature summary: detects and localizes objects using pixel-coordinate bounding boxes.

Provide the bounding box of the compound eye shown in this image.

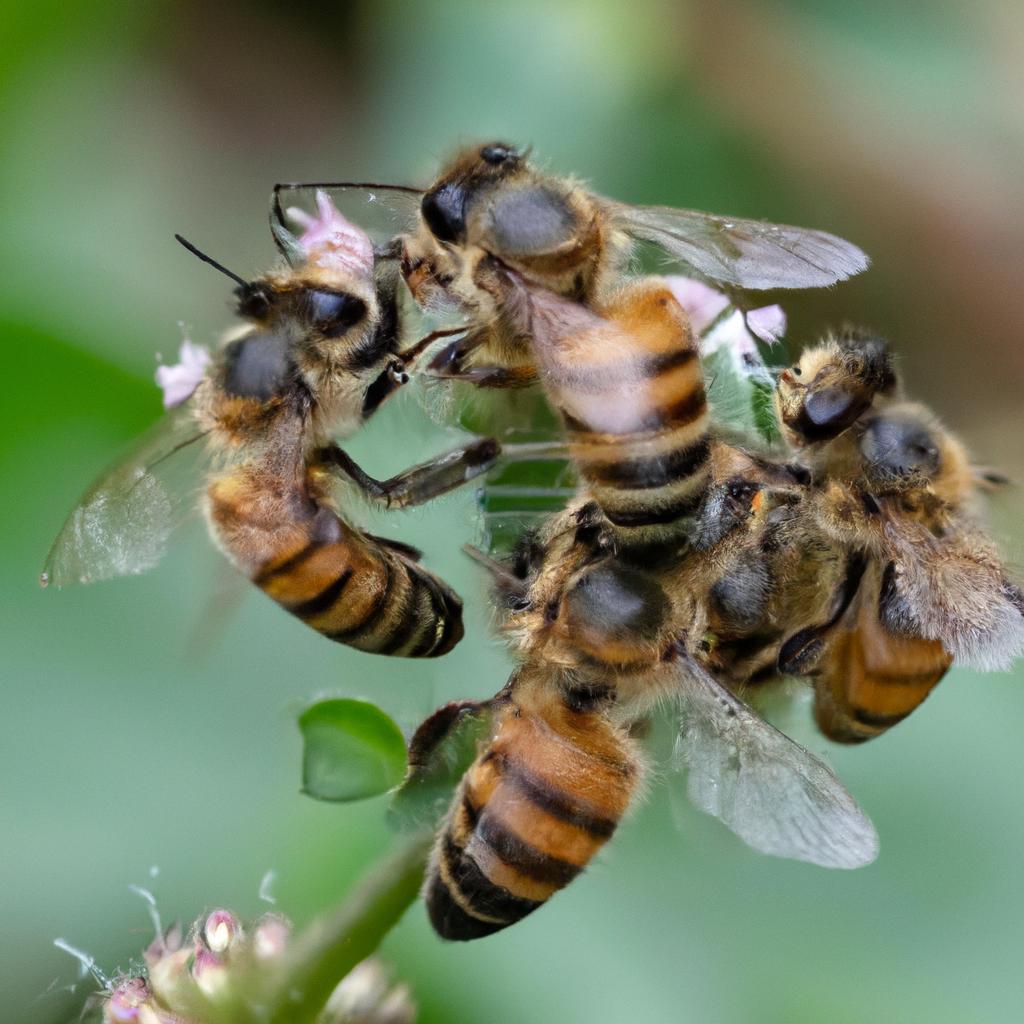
[862,416,941,478]
[223,330,292,400]
[421,182,467,243]
[480,143,519,165]
[307,290,367,338]
[795,386,869,442]
[235,283,273,321]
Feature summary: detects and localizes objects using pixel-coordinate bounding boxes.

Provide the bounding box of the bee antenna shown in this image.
[273,181,423,197]
[174,234,250,289]
[462,544,528,599]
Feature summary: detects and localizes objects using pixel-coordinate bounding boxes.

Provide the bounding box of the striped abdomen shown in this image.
[425,682,638,939]
[206,465,463,657]
[526,279,709,544]
[813,566,951,743]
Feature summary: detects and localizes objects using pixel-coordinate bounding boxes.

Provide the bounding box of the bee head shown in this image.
[860,408,941,485]
[777,330,897,445]
[421,141,527,245]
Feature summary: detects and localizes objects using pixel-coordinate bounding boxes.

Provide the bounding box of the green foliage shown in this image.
[298,699,408,803]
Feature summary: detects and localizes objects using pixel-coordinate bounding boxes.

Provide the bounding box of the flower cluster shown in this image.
[95,909,414,1024]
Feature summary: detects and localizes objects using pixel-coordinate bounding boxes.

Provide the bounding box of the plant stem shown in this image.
[265,829,432,1024]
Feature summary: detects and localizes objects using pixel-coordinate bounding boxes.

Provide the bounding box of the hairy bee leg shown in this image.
[316,438,501,509]
[398,326,470,366]
[407,698,494,770]
[426,334,539,388]
[431,362,540,388]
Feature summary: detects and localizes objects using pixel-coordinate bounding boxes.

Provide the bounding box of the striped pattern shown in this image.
[206,466,463,657]
[813,578,951,743]
[425,689,636,940]
[530,280,710,544]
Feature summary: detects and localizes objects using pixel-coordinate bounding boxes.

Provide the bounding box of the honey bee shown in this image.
[43,192,500,658]
[276,141,868,390]
[772,329,1024,740]
[414,498,878,940]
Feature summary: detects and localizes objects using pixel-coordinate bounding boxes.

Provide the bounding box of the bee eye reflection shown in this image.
[307,290,367,337]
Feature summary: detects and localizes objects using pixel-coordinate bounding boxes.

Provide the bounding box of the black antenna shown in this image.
[273,181,423,197]
[174,234,249,289]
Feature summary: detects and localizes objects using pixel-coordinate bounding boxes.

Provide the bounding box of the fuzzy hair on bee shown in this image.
[44,192,501,659]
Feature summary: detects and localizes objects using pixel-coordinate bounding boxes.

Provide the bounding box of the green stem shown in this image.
[265,829,432,1024]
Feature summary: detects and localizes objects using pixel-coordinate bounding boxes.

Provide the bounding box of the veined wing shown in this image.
[672,655,879,869]
[608,201,868,290]
[42,402,208,588]
[273,182,423,242]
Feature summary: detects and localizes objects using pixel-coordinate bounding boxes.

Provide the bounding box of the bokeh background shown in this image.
[3,1,1024,1021]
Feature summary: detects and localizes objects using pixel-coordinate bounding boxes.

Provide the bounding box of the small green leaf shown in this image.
[750,377,781,445]
[299,699,407,802]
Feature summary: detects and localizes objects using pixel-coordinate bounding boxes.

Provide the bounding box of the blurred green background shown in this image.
[3,1,1023,1021]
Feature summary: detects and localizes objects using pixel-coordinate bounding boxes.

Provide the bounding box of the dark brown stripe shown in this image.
[851,706,912,727]
[425,871,506,941]
[582,438,710,489]
[253,541,318,586]
[408,566,463,657]
[477,815,582,887]
[326,557,392,642]
[289,569,353,620]
[561,384,706,439]
[653,386,707,431]
[461,792,481,830]
[559,348,697,394]
[603,490,704,528]
[441,835,542,921]
[497,754,618,839]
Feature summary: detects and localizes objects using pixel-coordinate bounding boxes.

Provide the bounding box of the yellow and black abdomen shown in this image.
[813,565,951,743]
[425,682,637,939]
[530,280,710,544]
[206,465,463,657]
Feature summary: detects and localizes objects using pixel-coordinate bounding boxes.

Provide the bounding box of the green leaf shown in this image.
[299,699,407,802]
[750,377,781,445]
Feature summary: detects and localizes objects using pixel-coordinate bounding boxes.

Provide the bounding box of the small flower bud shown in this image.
[190,946,228,999]
[202,909,240,955]
[322,959,416,1024]
[104,977,151,1023]
[253,914,291,960]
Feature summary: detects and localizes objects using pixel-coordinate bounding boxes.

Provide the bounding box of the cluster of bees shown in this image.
[46,143,1024,942]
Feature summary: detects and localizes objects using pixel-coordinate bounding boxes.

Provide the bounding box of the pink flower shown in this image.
[155,339,210,409]
[745,304,786,345]
[287,190,375,281]
[666,277,730,335]
[667,275,786,353]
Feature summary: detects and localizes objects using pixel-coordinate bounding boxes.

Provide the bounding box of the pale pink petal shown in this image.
[155,339,210,409]
[665,276,730,334]
[746,304,787,345]
[288,190,374,280]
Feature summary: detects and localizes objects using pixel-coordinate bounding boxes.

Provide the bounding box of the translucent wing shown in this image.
[672,656,879,869]
[42,402,208,587]
[609,201,869,290]
[274,184,423,243]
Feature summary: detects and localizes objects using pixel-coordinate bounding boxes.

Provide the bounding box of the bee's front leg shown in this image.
[314,437,501,509]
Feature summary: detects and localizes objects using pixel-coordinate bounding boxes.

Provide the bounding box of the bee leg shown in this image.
[431,361,540,388]
[406,699,490,770]
[398,326,470,366]
[426,333,539,388]
[315,437,501,509]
